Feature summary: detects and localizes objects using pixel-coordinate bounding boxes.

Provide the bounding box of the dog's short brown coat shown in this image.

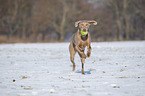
[69,20,97,74]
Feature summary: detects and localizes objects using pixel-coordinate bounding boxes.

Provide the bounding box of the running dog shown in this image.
[69,20,97,74]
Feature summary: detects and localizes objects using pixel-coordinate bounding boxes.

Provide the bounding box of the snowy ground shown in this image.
[0,41,145,96]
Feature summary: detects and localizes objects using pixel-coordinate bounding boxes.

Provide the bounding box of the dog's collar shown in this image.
[81,30,88,35]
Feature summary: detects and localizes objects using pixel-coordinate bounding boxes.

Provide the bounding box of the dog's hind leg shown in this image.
[71,53,76,71]
[69,44,76,71]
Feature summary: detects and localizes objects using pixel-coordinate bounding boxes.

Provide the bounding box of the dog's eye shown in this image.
[86,24,88,26]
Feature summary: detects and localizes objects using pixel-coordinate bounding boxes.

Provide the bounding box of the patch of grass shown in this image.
[82,85,90,88]
[99,59,102,61]
[92,60,96,63]
[120,69,125,72]
[88,68,96,71]
[82,85,85,88]
[22,76,28,79]
[24,87,33,90]
[118,76,129,78]
[113,86,120,88]
[21,85,33,90]
[13,79,16,82]
[102,71,106,73]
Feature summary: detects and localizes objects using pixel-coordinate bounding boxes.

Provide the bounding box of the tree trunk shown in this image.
[116,19,122,40]
[52,0,68,42]
[114,2,122,40]
[123,0,130,40]
[59,0,68,42]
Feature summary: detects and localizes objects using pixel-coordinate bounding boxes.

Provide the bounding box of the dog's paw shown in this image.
[82,54,86,59]
[87,52,91,57]
[80,52,86,59]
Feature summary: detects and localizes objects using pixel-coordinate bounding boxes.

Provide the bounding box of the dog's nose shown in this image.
[83,29,86,32]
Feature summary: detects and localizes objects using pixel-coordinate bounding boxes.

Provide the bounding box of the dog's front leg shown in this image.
[81,58,85,74]
[75,46,86,58]
[87,44,91,57]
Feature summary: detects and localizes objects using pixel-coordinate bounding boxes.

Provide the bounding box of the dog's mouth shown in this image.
[81,35,87,38]
[83,29,87,32]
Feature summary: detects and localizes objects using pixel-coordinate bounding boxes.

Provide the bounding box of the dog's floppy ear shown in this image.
[88,20,97,25]
[75,21,82,27]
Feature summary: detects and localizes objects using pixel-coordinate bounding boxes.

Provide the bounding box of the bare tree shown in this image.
[0,0,144,42]
[106,0,123,40]
[6,0,19,41]
[52,0,69,42]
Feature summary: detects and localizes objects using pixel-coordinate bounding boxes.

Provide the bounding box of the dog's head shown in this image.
[75,20,97,35]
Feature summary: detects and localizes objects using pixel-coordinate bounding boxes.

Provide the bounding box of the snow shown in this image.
[0,41,145,96]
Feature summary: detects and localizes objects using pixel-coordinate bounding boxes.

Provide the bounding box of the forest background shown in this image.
[0,0,144,43]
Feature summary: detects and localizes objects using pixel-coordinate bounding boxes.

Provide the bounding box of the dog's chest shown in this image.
[79,35,88,49]
[79,41,87,49]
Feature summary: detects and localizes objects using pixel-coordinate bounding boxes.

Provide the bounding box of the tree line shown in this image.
[0,0,144,43]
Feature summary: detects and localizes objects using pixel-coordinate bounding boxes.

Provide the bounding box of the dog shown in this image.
[69,20,97,74]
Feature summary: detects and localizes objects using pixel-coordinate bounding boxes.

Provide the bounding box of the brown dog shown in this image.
[69,20,97,74]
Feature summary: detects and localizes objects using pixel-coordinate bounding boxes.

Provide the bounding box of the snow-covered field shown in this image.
[0,41,145,96]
